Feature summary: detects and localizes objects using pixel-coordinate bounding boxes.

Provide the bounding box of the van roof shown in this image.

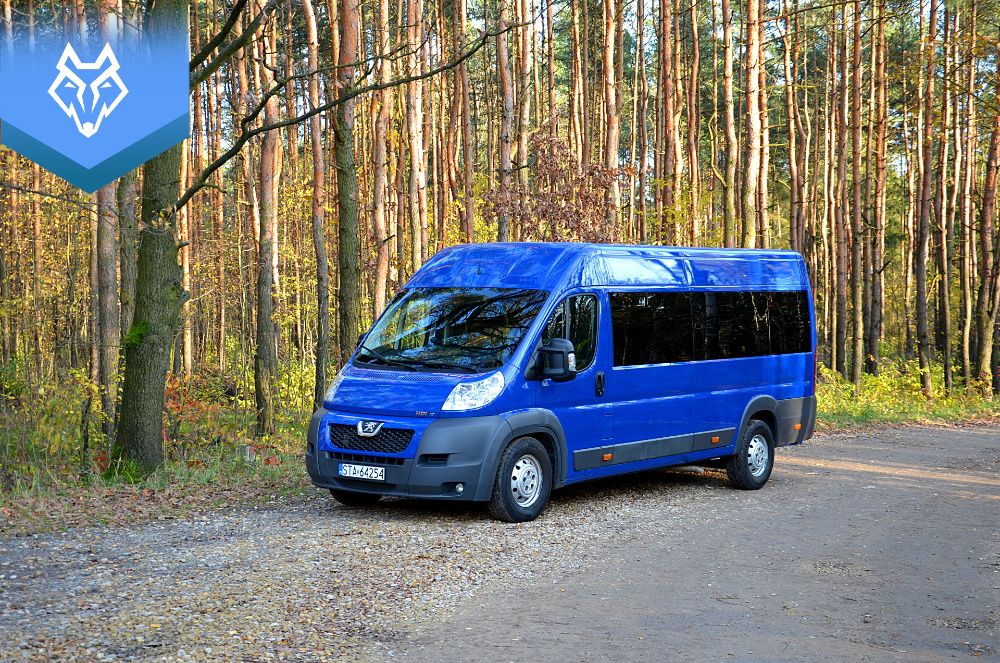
[407,242,808,292]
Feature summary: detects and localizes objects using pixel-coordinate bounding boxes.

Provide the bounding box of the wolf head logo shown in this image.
[47,43,128,138]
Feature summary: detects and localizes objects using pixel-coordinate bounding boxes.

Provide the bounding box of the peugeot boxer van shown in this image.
[307,243,816,522]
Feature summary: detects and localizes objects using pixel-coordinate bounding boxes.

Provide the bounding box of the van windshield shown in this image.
[356,287,549,373]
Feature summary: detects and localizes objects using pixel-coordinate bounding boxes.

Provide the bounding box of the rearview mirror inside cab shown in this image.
[539,338,577,382]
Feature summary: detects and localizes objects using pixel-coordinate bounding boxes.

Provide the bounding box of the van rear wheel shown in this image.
[488,437,552,523]
[726,419,775,490]
[330,488,382,507]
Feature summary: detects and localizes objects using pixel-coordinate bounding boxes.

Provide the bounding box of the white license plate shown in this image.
[338,463,385,482]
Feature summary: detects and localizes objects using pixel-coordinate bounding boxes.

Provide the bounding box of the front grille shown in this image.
[328,451,406,466]
[328,424,415,453]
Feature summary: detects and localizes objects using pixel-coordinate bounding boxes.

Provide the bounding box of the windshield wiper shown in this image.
[417,360,479,373]
[396,359,479,373]
[356,344,416,371]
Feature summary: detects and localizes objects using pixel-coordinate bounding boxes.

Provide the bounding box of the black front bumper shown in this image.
[306,408,512,502]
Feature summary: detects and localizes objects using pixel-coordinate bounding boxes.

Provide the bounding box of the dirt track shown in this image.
[1,424,998,661]
[405,424,1000,662]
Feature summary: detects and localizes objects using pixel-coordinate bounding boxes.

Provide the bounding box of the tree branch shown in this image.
[189,0,248,73]
[190,0,279,90]
[176,21,518,211]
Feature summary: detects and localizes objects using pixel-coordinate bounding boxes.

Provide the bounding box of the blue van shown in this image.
[307,243,816,522]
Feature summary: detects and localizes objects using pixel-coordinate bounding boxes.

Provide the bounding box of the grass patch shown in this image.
[817,360,1000,428]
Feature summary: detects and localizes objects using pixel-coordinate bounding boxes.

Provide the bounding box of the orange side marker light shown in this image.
[793,423,802,430]
[602,453,613,462]
[711,436,720,444]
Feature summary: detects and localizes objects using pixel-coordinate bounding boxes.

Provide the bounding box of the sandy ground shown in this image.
[404,425,1000,662]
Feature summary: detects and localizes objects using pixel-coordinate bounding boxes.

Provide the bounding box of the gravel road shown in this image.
[1,424,998,662]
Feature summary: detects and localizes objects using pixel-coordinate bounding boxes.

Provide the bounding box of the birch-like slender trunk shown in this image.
[603,0,620,226]
[497,0,515,241]
[721,0,736,247]
[850,0,863,389]
[741,0,761,248]
[916,0,938,397]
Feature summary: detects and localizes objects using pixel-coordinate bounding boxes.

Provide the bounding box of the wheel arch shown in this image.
[499,409,568,487]
[736,395,779,446]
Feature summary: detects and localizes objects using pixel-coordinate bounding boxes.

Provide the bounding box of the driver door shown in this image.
[531,293,613,470]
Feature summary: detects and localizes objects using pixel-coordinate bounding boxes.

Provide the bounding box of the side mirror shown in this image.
[539,338,577,382]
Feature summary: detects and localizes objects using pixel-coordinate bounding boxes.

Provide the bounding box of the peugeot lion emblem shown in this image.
[356,420,384,437]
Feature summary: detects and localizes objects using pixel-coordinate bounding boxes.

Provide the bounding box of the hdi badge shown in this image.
[0,23,189,193]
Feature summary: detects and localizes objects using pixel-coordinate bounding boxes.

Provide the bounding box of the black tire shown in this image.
[488,437,553,523]
[330,488,382,507]
[725,419,775,490]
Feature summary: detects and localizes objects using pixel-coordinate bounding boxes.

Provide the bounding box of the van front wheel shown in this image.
[726,420,775,490]
[488,437,553,523]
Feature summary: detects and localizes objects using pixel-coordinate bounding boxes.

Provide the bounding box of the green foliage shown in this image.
[0,357,26,403]
[0,367,309,500]
[2,359,996,514]
[123,319,150,348]
[817,360,1000,427]
[0,370,100,493]
[102,457,146,485]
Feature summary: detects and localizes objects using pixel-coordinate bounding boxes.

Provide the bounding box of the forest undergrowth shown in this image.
[0,358,997,534]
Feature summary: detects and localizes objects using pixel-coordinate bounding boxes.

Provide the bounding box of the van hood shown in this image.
[325,364,474,416]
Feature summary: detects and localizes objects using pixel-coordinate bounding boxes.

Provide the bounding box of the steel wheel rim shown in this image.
[510,454,542,508]
[747,434,770,477]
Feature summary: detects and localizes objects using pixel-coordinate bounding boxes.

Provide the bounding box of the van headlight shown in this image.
[324,370,346,403]
[442,371,505,411]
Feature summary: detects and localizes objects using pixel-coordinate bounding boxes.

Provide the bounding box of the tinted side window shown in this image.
[612,290,810,365]
[766,291,811,354]
[610,292,704,366]
[544,294,598,370]
[708,292,769,359]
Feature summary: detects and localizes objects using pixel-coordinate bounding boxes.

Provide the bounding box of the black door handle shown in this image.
[595,371,605,397]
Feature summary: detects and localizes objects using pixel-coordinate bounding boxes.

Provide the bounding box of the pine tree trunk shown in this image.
[686,0,700,239]
[975,113,1000,395]
[497,0,514,241]
[407,0,428,269]
[661,0,678,243]
[254,24,281,437]
[935,10,954,393]
[850,0,863,389]
[459,0,475,242]
[96,184,120,441]
[959,0,977,388]
[721,0,737,247]
[834,8,848,377]
[916,0,937,397]
[302,0,329,409]
[336,0,362,363]
[741,0,761,248]
[869,0,887,376]
[603,0,620,227]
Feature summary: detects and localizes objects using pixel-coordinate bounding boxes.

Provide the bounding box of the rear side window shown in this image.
[610,290,810,366]
[544,294,598,371]
[766,291,812,354]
